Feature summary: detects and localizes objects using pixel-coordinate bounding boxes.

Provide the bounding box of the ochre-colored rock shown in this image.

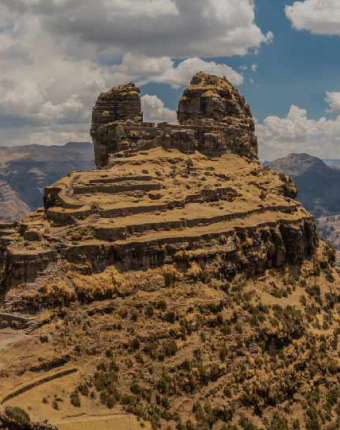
[0,73,314,290]
[0,73,315,292]
[0,73,339,430]
[91,73,257,168]
[178,72,254,127]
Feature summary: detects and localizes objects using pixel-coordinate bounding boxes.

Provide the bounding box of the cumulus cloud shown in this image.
[2,0,272,58]
[112,55,244,88]
[285,0,340,35]
[141,95,177,124]
[257,103,340,160]
[325,92,340,112]
[0,0,268,146]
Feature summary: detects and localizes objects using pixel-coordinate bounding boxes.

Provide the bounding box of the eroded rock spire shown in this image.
[91,72,258,169]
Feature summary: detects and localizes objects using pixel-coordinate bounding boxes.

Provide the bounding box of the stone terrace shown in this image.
[0,72,318,314]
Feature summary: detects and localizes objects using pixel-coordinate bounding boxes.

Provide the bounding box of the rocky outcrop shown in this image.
[0,73,317,297]
[0,73,338,430]
[91,73,258,168]
[91,84,143,167]
[178,72,254,127]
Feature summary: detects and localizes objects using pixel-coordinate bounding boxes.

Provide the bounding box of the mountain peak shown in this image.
[0,75,338,430]
[267,152,327,176]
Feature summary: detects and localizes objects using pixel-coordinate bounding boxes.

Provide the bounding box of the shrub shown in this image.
[158,300,167,311]
[70,391,81,407]
[78,384,89,397]
[145,305,154,317]
[131,381,142,395]
[220,347,227,362]
[4,406,31,427]
[164,340,178,357]
[129,337,140,351]
[163,270,177,287]
[163,311,176,324]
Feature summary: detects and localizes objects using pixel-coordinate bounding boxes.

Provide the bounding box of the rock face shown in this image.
[91,83,143,167]
[178,72,254,126]
[0,73,339,430]
[91,73,257,168]
[0,73,312,289]
[267,153,340,259]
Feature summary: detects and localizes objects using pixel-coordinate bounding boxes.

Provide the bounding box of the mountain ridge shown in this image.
[0,74,339,430]
[0,142,94,221]
[266,152,340,217]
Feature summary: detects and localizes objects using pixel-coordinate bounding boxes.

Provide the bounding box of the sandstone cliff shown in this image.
[0,74,339,430]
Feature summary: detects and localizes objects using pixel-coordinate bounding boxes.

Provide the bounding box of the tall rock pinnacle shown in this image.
[178,72,254,129]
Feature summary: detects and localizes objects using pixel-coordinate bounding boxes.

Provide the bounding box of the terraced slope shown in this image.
[0,74,339,430]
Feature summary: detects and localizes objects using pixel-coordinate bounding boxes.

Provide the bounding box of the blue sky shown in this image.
[142,0,340,122]
[1,0,340,160]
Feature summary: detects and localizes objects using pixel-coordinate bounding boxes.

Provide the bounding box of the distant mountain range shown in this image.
[266,153,340,257]
[266,153,340,218]
[324,159,340,169]
[0,142,94,221]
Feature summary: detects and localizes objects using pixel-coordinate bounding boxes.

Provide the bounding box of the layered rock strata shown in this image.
[0,73,316,294]
[91,73,257,168]
[0,73,338,430]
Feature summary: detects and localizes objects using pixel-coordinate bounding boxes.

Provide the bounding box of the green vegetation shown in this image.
[4,406,31,427]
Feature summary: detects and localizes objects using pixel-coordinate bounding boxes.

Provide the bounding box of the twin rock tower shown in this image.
[91,72,258,168]
[0,72,316,294]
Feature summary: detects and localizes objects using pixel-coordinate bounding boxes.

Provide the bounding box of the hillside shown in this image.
[0,74,339,430]
[324,160,340,169]
[266,154,340,261]
[0,142,94,221]
[266,153,340,218]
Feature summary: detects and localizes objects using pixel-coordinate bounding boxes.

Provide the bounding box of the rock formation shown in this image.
[91,73,257,168]
[178,72,254,126]
[0,73,339,430]
[0,73,311,290]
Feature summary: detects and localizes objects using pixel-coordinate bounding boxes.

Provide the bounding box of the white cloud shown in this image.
[286,0,340,35]
[0,0,268,146]
[257,103,340,160]
[141,95,177,124]
[102,0,179,18]
[325,92,340,112]
[113,55,244,88]
[251,64,258,72]
[2,0,271,58]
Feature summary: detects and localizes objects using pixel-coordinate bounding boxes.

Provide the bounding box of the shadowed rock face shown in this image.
[178,72,254,127]
[90,72,258,168]
[91,83,143,128]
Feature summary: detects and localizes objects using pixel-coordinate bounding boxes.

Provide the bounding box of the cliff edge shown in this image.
[0,74,338,430]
